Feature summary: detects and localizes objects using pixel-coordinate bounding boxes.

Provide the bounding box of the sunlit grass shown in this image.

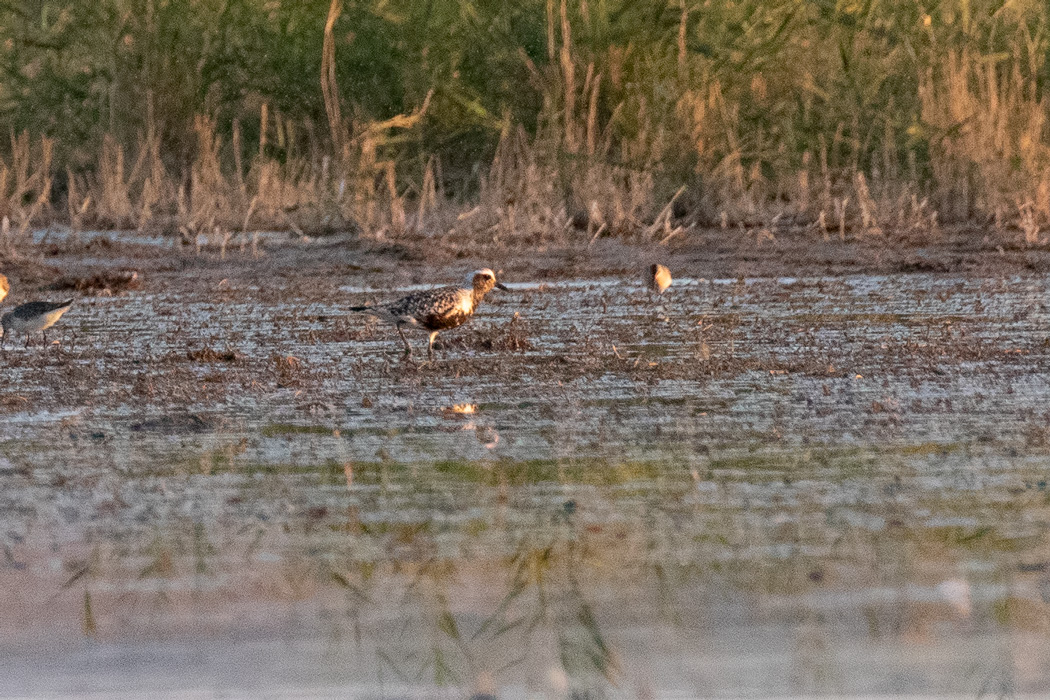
[0,0,1046,243]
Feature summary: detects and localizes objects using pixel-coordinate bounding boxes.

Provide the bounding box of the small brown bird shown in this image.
[647,264,672,295]
[1,298,75,348]
[351,269,509,359]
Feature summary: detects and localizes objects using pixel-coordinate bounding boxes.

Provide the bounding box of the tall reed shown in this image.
[0,0,1045,243]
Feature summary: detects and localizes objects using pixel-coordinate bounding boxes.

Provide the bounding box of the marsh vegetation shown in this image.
[0,0,1048,248]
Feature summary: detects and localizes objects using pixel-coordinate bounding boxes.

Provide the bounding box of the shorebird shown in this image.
[350,269,509,359]
[0,274,9,304]
[1,298,75,348]
[647,264,672,295]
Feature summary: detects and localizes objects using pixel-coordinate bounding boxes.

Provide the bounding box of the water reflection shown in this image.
[2,439,1048,696]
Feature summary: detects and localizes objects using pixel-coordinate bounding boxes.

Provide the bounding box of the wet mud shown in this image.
[1,230,1050,697]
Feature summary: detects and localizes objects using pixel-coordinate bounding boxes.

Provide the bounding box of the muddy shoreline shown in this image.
[7,223,1050,292]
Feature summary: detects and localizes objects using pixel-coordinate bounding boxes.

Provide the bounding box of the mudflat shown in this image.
[1,228,1049,698]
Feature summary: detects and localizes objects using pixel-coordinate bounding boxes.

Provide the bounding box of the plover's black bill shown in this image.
[495,282,510,291]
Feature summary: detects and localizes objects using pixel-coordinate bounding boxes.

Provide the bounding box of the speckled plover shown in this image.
[1,298,75,348]
[350,269,508,359]
[647,264,672,295]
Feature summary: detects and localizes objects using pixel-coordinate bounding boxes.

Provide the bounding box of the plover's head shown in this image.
[465,268,508,295]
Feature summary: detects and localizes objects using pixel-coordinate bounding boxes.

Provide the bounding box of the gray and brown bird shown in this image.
[350,269,508,359]
[647,264,672,295]
[1,298,75,348]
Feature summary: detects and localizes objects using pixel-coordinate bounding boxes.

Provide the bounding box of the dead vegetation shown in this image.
[445,313,534,353]
[0,0,1048,255]
[185,347,243,364]
[48,270,141,295]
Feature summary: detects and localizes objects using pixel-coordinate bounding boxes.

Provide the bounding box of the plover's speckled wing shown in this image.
[384,286,473,330]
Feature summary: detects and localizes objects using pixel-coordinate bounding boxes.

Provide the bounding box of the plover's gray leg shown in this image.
[23,334,29,349]
[427,331,439,360]
[397,325,413,358]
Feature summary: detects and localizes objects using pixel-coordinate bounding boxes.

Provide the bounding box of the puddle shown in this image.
[2,271,1050,697]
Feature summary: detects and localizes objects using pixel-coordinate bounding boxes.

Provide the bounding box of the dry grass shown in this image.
[53,103,434,244]
[0,1,1047,251]
[0,72,1038,253]
[0,132,53,254]
[919,49,1050,242]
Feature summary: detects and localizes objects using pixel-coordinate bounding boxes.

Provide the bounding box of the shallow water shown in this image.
[2,271,1050,697]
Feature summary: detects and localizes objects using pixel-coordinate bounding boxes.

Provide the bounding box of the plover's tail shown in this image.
[350,304,389,320]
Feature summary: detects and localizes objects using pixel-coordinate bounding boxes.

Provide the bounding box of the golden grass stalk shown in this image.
[0,132,53,252]
[919,49,1050,233]
[321,0,344,160]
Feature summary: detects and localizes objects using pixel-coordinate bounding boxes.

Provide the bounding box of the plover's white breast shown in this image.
[29,307,72,332]
[453,288,474,316]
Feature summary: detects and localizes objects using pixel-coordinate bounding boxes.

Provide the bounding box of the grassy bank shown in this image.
[0,0,1047,246]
